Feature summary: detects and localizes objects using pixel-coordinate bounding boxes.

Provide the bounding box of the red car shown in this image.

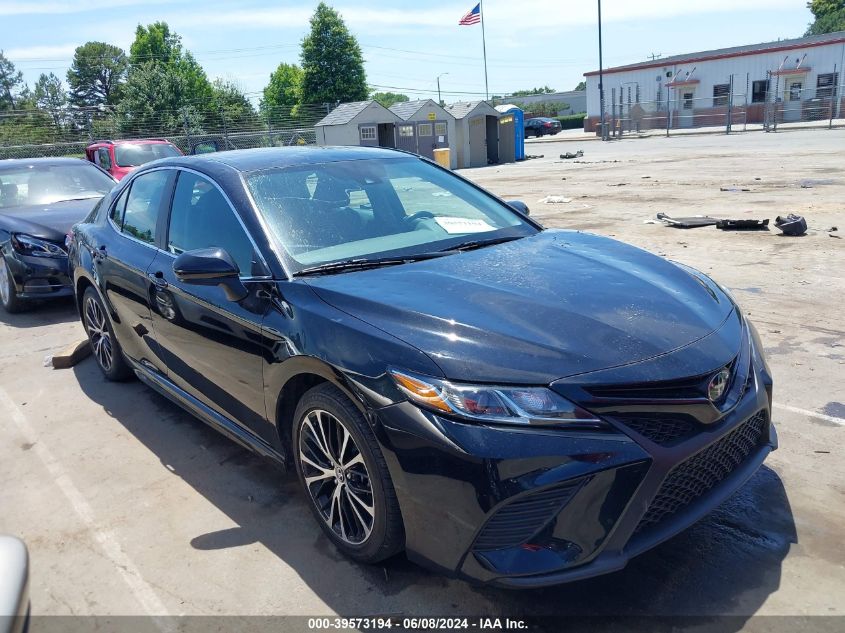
[85,139,182,181]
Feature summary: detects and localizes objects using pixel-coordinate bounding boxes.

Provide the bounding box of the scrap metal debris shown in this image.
[560,150,584,160]
[538,195,572,204]
[800,178,835,188]
[716,218,769,231]
[656,213,720,228]
[774,214,808,236]
[720,186,751,192]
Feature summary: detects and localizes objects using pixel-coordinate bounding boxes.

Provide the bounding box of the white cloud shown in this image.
[3,44,79,62]
[0,0,176,15]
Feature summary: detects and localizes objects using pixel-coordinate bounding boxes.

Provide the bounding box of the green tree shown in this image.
[511,86,556,97]
[371,91,409,108]
[67,42,128,107]
[0,51,26,110]
[300,3,368,105]
[261,62,302,112]
[806,0,845,34]
[129,21,183,65]
[33,73,68,128]
[212,79,257,130]
[574,80,586,91]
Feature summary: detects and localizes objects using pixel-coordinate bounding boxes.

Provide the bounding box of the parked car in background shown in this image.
[85,139,182,180]
[69,146,775,587]
[525,117,562,137]
[0,158,115,313]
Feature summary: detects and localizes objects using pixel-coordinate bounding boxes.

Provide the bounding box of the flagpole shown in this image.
[480,0,489,100]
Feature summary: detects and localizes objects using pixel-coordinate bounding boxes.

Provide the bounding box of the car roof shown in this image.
[0,157,92,171]
[87,139,175,147]
[148,145,412,174]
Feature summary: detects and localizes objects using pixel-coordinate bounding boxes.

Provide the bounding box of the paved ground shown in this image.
[1,129,844,626]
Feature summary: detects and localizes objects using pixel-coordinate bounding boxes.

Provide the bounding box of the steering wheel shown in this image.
[403,210,436,225]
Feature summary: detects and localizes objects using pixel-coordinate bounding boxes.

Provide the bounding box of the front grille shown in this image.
[473,478,587,551]
[634,410,768,534]
[616,414,697,446]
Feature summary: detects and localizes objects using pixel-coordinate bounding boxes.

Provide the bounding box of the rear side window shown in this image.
[121,170,170,244]
[97,148,112,171]
[110,185,130,225]
[167,171,259,276]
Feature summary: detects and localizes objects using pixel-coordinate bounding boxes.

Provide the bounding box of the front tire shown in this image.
[0,258,28,314]
[82,286,133,381]
[293,383,404,563]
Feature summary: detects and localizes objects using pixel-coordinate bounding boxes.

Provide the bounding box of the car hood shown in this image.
[304,230,737,384]
[0,198,100,242]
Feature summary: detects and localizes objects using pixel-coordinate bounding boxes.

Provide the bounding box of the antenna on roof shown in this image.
[647,53,662,61]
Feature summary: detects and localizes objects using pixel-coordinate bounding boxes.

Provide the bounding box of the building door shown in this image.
[485,116,499,164]
[377,123,396,148]
[678,90,695,128]
[469,116,486,167]
[498,115,515,163]
[433,121,449,153]
[783,78,803,122]
[415,121,435,159]
[396,123,416,153]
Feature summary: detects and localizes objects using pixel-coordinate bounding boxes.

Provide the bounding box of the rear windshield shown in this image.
[0,163,115,208]
[114,143,181,167]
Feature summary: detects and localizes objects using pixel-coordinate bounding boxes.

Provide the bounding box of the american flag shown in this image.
[459,3,481,25]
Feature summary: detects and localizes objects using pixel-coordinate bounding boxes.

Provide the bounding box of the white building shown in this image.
[583,31,845,132]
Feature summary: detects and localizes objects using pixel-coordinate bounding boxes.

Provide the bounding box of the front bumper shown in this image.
[4,252,73,300]
[375,354,775,587]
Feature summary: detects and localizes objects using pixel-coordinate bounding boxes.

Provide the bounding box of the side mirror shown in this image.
[173,247,248,302]
[507,200,530,216]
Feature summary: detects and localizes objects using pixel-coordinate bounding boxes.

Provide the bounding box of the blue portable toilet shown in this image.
[495,104,525,161]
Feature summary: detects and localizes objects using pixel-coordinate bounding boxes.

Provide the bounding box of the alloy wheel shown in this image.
[0,261,10,305]
[85,296,113,372]
[298,409,375,545]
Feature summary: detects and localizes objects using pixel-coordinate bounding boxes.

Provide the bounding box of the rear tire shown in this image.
[0,258,28,314]
[293,383,404,563]
[82,286,133,381]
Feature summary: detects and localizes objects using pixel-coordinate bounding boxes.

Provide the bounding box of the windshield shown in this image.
[246,157,537,273]
[114,143,181,167]
[0,163,115,208]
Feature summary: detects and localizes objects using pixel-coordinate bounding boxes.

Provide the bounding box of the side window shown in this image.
[110,185,130,226]
[122,170,170,244]
[168,172,259,277]
[97,148,112,171]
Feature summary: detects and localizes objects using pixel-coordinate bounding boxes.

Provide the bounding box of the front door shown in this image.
[396,123,417,153]
[146,169,275,443]
[783,77,803,122]
[469,116,486,167]
[97,169,175,376]
[415,121,435,159]
[433,120,449,152]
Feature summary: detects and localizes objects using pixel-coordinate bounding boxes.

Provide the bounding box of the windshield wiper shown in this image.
[441,234,525,253]
[293,251,453,277]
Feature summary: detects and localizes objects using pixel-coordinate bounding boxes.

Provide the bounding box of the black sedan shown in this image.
[0,158,115,312]
[525,117,562,137]
[68,147,776,587]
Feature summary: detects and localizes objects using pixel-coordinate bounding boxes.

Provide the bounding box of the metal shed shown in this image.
[445,101,511,168]
[315,100,402,149]
[494,104,525,161]
[388,99,457,168]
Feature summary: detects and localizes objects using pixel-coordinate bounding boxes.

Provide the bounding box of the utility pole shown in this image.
[598,0,606,140]
[437,72,449,106]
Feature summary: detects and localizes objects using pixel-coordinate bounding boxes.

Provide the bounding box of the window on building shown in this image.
[789,82,802,102]
[713,84,730,107]
[683,92,694,110]
[752,79,769,103]
[417,123,433,137]
[434,122,447,136]
[817,73,839,99]
[359,126,376,141]
[398,125,414,137]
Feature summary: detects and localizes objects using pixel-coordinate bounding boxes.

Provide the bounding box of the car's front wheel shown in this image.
[82,286,133,381]
[293,383,404,563]
[0,258,28,313]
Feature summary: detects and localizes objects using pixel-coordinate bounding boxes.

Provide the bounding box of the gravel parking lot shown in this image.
[1,129,843,627]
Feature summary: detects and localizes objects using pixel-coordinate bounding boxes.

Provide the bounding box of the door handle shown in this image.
[147,271,168,289]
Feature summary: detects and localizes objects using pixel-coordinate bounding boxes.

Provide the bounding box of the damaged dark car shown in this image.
[68,146,776,587]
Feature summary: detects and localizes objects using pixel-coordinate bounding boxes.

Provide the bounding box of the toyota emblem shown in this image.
[708,368,731,402]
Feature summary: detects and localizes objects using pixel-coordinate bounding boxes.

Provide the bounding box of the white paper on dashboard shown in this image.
[434,217,496,234]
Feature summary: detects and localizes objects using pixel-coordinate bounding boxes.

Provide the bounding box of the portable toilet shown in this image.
[495,104,525,161]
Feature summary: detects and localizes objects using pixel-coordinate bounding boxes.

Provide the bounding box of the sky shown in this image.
[1,0,813,105]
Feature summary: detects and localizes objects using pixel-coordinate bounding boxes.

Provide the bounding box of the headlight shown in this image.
[389,369,604,428]
[12,234,67,258]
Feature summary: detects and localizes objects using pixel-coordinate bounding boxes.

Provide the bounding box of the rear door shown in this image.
[415,121,435,159]
[146,169,274,443]
[98,169,175,377]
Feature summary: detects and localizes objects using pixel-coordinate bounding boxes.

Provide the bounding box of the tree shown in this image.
[574,81,586,91]
[0,51,26,110]
[129,21,182,65]
[300,3,368,105]
[212,79,258,129]
[67,42,128,107]
[261,63,302,112]
[371,92,409,108]
[511,86,556,97]
[33,73,68,128]
[805,0,845,34]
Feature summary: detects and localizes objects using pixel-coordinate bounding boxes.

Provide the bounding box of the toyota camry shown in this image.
[68,147,776,587]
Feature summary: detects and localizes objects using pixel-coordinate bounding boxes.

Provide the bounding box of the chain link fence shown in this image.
[0,103,331,160]
[592,71,844,138]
